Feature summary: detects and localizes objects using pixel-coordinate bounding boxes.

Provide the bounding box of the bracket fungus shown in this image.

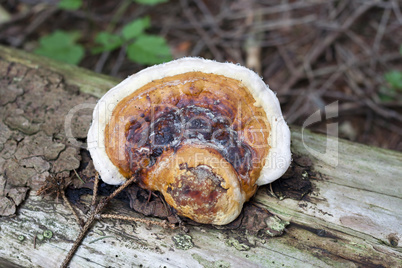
[87,58,291,225]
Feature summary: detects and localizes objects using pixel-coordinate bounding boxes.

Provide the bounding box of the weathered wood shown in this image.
[0,45,401,267]
[0,45,119,98]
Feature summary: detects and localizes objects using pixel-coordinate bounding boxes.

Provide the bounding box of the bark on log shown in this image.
[0,45,401,268]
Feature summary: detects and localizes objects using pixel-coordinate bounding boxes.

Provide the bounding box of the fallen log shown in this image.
[0,45,401,267]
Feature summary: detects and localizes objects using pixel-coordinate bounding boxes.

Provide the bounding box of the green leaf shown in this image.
[378,86,396,102]
[378,93,394,102]
[133,0,168,5]
[34,30,84,65]
[92,32,123,54]
[127,34,172,65]
[122,17,151,40]
[58,0,82,10]
[384,70,402,91]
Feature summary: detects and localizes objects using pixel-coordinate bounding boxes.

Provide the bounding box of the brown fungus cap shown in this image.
[87,58,291,225]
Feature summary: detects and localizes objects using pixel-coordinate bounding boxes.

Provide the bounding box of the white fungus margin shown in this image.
[87,57,291,186]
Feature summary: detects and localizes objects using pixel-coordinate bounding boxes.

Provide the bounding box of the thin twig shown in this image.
[344,30,372,57]
[269,183,278,199]
[180,0,223,61]
[252,15,317,32]
[308,52,401,79]
[281,1,379,93]
[391,0,402,24]
[158,193,171,217]
[61,190,84,227]
[36,185,52,196]
[245,7,263,74]
[104,175,138,203]
[106,0,132,33]
[363,110,374,143]
[60,210,97,268]
[372,6,391,68]
[94,51,111,73]
[10,7,58,47]
[334,43,402,123]
[276,45,297,75]
[228,0,328,20]
[374,119,402,137]
[60,176,138,268]
[110,45,127,76]
[329,0,349,20]
[364,99,402,122]
[91,173,99,209]
[73,169,84,184]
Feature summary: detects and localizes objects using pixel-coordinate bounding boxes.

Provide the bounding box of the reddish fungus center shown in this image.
[167,165,227,216]
[104,72,271,197]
